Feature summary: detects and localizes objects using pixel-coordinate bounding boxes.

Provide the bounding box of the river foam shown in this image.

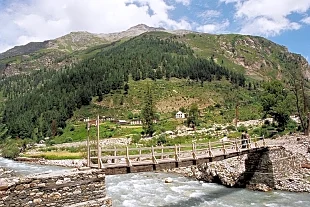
[106,172,310,207]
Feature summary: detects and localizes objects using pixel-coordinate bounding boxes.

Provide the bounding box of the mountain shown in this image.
[0,24,168,76]
[0,24,308,80]
[0,24,309,141]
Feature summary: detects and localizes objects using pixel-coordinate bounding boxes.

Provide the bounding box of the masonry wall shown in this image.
[245,148,275,188]
[245,146,303,189]
[0,169,112,207]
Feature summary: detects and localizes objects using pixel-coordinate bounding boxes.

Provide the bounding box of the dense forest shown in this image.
[0,35,246,140]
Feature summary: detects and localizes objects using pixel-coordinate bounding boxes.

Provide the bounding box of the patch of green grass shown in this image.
[26,151,84,160]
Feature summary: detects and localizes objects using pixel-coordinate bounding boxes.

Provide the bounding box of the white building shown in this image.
[175,111,186,119]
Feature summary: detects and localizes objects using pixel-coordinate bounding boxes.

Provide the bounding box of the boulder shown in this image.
[247,183,272,192]
[0,179,8,191]
[164,177,173,183]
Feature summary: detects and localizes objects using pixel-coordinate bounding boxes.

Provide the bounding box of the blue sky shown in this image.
[0,0,310,61]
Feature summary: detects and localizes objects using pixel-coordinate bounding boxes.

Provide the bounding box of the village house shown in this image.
[175,111,186,119]
[130,120,142,125]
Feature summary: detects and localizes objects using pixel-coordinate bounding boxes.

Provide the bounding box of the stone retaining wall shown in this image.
[0,169,112,207]
[189,146,310,192]
[245,146,307,190]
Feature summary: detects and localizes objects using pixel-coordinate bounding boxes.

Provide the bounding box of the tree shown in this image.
[286,62,310,135]
[186,104,199,129]
[141,84,156,137]
[124,83,129,95]
[261,80,294,131]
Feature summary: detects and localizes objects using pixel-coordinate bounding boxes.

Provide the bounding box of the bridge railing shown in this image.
[89,136,266,168]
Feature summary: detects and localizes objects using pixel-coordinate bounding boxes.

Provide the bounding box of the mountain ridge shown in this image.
[0,24,309,80]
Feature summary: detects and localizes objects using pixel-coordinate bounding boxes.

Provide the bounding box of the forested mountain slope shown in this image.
[0,25,309,141]
[0,34,245,139]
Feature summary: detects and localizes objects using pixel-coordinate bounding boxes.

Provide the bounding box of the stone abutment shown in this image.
[0,169,112,207]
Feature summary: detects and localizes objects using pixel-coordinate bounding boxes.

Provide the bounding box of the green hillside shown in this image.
[0,28,308,150]
[0,34,245,140]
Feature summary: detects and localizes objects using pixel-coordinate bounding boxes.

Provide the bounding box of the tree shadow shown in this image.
[234,148,274,189]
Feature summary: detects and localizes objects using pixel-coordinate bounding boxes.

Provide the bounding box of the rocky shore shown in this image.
[0,167,18,178]
[12,157,87,168]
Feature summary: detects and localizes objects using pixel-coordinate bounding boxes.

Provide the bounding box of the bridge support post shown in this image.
[175,144,180,161]
[247,137,252,149]
[98,147,102,169]
[161,144,164,160]
[87,121,90,167]
[208,141,213,157]
[113,146,118,164]
[235,138,240,152]
[254,137,259,148]
[262,135,266,147]
[126,146,132,167]
[138,148,142,161]
[192,142,197,160]
[222,140,227,155]
[152,146,158,164]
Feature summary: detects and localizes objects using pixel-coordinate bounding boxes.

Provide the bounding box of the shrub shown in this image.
[1,144,20,159]
[286,119,297,133]
[64,137,73,143]
[215,126,222,131]
[157,134,167,145]
[226,125,236,131]
[132,134,141,144]
[46,140,56,146]
[237,125,247,132]
[69,126,75,131]
[127,112,134,119]
[57,128,64,136]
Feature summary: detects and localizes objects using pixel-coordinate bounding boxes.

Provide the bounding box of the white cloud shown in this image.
[0,0,193,52]
[197,19,230,33]
[220,0,310,36]
[199,10,221,19]
[240,17,301,36]
[175,0,191,6]
[302,16,310,24]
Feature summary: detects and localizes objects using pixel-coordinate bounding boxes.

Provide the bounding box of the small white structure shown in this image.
[165,131,174,135]
[175,111,186,119]
[118,120,127,125]
[130,120,142,125]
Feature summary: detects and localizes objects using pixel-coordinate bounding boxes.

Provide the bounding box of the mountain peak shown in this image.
[127,24,165,32]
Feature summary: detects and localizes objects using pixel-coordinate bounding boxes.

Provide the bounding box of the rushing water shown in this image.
[0,157,69,175]
[106,172,310,207]
[1,158,310,207]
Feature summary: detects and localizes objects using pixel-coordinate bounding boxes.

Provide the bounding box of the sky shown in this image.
[0,0,310,61]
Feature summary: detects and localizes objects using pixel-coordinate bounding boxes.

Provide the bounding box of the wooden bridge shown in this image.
[88,135,267,175]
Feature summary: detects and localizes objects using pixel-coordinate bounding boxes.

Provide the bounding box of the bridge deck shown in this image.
[89,137,267,175]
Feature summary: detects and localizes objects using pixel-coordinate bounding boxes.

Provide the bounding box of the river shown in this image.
[1,158,310,207]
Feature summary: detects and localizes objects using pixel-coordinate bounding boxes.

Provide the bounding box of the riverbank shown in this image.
[0,167,18,178]
[14,157,87,168]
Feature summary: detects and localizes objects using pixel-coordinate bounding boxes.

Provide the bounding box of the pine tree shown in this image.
[141,84,156,137]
